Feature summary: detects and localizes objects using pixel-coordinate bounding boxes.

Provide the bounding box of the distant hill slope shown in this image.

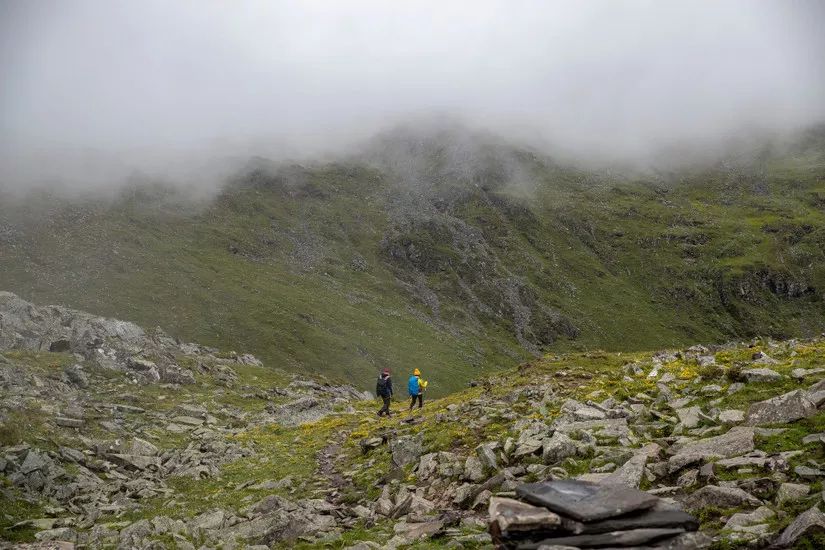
[1,126,824,393]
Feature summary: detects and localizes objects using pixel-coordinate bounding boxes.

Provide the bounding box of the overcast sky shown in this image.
[1,0,824,190]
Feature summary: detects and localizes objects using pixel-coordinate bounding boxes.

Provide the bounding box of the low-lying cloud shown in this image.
[1,0,824,193]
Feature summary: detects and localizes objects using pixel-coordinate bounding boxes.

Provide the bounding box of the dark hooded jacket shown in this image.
[376,374,393,398]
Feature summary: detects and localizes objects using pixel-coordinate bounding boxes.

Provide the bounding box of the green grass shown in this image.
[0,484,45,543]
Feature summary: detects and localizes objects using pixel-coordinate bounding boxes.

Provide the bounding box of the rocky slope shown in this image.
[1,125,824,393]
[3,294,825,549]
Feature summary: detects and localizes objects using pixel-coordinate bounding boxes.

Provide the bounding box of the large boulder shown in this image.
[740,368,781,383]
[541,432,579,465]
[774,506,825,548]
[391,434,423,469]
[668,427,754,473]
[683,486,761,512]
[745,390,817,426]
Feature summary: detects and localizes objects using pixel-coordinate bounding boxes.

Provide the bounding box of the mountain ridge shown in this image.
[1,126,824,393]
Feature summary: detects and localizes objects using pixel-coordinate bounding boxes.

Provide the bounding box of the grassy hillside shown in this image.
[1,127,824,393]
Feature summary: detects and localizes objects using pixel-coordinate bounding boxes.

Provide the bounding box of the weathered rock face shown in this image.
[0,291,147,353]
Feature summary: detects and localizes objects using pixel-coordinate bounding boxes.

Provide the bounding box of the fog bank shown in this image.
[1,0,824,193]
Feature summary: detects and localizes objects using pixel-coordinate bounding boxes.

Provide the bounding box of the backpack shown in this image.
[376,376,389,397]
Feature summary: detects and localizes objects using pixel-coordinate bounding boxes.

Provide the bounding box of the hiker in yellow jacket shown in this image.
[408,368,428,410]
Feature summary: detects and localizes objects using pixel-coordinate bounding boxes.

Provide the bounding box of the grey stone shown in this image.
[392,519,444,541]
[715,452,770,470]
[775,505,825,547]
[542,432,579,465]
[683,486,761,512]
[463,456,485,482]
[740,368,781,382]
[795,465,825,479]
[718,410,745,424]
[20,450,50,474]
[165,423,187,433]
[416,453,438,479]
[516,479,658,522]
[120,519,153,546]
[0,291,146,353]
[63,365,89,388]
[107,453,159,471]
[727,382,745,395]
[488,496,561,536]
[809,390,825,407]
[129,437,159,457]
[59,447,85,463]
[601,444,659,489]
[793,368,825,379]
[344,543,380,550]
[553,417,631,441]
[571,406,606,421]
[668,427,755,473]
[656,532,712,549]
[391,434,423,468]
[677,469,698,488]
[34,527,77,542]
[557,500,699,536]
[532,527,688,548]
[220,512,290,542]
[170,415,204,426]
[675,407,701,429]
[776,483,810,505]
[375,497,394,516]
[745,389,817,426]
[112,403,145,414]
[514,437,544,458]
[476,442,498,472]
[55,416,84,428]
[724,506,774,531]
[190,509,225,531]
[751,351,778,364]
[248,494,289,516]
[409,493,435,516]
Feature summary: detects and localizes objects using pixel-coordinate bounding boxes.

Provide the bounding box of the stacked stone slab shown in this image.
[489,480,707,549]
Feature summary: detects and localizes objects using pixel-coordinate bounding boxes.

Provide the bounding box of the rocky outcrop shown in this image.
[3,298,825,549]
[0,293,370,548]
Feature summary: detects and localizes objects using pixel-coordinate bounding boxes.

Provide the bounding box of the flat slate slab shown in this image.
[520,527,687,548]
[515,480,659,522]
[559,500,699,535]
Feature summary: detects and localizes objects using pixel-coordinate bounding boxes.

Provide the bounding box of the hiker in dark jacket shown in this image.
[376,368,393,417]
